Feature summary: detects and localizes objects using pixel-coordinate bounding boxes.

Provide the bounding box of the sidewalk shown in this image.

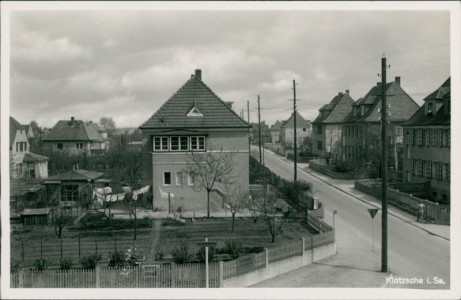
[297,162,450,241]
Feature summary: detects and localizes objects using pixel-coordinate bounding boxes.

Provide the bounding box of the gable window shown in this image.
[76,143,84,150]
[176,172,184,186]
[163,172,171,186]
[56,143,63,150]
[361,106,365,116]
[190,136,205,151]
[427,102,433,114]
[154,137,169,151]
[16,142,27,152]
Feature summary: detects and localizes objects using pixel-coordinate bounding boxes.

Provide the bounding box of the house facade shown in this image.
[42,117,109,156]
[341,77,419,174]
[279,111,311,148]
[140,69,251,212]
[10,117,48,180]
[270,121,282,143]
[402,78,450,203]
[312,91,355,159]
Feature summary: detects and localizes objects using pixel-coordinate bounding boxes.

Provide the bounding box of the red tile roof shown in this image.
[281,111,311,129]
[47,169,104,181]
[43,119,105,142]
[312,93,355,124]
[140,72,250,129]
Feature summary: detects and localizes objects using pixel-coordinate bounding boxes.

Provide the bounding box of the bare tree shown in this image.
[184,146,237,219]
[278,180,313,224]
[53,211,73,239]
[223,183,249,231]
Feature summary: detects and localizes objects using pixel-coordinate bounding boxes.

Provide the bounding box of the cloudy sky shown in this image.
[7,7,451,129]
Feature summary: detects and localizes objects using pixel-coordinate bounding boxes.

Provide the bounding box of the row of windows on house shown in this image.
[163,171,195,187]
[315,125,403,139]
[411,159,450,182]
[55,143,84,150]
[153,136,206,152]
[16,142,28,152]
[409,128,450,148]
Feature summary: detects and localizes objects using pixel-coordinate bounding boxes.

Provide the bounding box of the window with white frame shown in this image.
[163,172,171,186]
[153,137,169,151]
[176,172,184,186]
[187,174,195,186]
[190,136,205,151]
[76,143,84,150]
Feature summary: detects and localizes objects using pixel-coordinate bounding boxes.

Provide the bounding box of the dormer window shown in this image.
[361,106,365,116]
[427,102,433,115]
[186,101,204,117]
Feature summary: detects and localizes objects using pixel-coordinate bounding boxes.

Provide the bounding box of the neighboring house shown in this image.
[9,116,48,180]
[270,120,282,143]
[44,168,105,208]
[42,117,109,155]
[342,77,419,174]
[139,69,251,212]
[250,121,271,145]
[312,90,355,159]
[402,78,450,203]
[279,111,311,148]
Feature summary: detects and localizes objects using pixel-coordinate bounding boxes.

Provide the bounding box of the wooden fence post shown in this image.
[21,239,24,261]
[95,265,101,288]
[78,233,81,259]
[19,268,24,288]
[170,263,176,288]
[219,261,224,287]
[301,238,305,258]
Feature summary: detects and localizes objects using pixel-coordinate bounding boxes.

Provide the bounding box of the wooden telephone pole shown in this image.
[381,56,388,273]
[258,95,262,163]
[292,80,298,181]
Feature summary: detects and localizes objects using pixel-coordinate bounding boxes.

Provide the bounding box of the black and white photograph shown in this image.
[1,1,460,299]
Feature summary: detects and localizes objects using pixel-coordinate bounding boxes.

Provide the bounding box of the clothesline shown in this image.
[93,185,150,204]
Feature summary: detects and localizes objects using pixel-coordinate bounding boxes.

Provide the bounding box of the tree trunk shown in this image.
[232,213,236,232]
[207,190,210,219]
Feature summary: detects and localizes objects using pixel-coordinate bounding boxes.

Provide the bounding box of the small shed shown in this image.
[21,208,51,226]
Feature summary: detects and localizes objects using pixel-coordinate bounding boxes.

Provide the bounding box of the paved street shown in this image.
[251,147,450,289]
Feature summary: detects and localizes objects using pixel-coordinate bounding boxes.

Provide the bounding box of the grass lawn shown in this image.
[10,216,316,268]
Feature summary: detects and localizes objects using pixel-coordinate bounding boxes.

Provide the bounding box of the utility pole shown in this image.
[258,95,262,163]
[381,56,388,273]
[292,80,298,182]
[247,100,250,123]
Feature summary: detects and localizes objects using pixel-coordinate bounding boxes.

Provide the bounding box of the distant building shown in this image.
[140,69,251,212]
[250,121,271,145]
[312,90,355,159]
[402,78,450,203]
[279,111,311,148]
[342,77,419,174]
[270,120,282,143]
[42,117,109,156]
[9,116,48,180]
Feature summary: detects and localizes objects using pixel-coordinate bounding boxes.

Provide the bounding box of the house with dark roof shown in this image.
[42,117,109,155]
[270,120,282,143]
[279,111,311,148]
[44,168,105,208]
[341,77,419,174]
[10,116,48,180]
[139,69,251,212]
[401,78,450,203]
[312,90,355,159]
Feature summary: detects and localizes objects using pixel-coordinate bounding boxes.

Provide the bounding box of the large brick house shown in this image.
[312,90,355,159]
[341,77,419,174]
[401,78,450,203]
[140,69,251,212]
[42,117,109,156]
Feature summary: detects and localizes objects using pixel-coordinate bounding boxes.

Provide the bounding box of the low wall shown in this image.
[309,161,357,180]
[223,243,336,287]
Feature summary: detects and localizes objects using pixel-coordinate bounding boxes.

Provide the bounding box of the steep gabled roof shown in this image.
[281,111,311,129]
[312,92,355,124]
[270,120,283,131]
[47,169,104,181]
[344,81,419,124]
[10,116,24,146]
[43,119,105,142]
[404,77,450,127]
[140,72,250,129]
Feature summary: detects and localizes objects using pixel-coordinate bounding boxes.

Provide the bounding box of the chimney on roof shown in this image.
[338,92,343,96]
[70,116,75,126]
[195,69,202,80]
[395,76,401,86]
[345,90,350,95]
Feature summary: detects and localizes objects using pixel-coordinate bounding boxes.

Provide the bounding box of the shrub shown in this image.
[171,243,194,264]
[60,258,73,270]
[108,250,126,267]
[246,246,265,254]
[155,248,164,261]
[223,240,243,259]
[11,259,20,273]
[33,258,48,271]
[196,246,216,262]
[80,254,101,269]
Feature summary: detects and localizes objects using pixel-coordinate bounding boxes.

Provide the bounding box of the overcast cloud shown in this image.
[9,9,450,128]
